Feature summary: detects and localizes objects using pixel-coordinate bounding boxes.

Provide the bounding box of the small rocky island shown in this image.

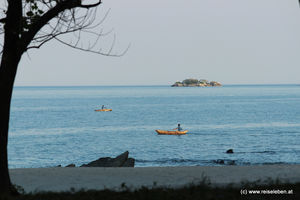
[172,78,222,87]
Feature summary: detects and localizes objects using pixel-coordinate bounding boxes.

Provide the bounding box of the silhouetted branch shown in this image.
[0,0,126,57]
[53,35,130,57]
[79,1,102,9]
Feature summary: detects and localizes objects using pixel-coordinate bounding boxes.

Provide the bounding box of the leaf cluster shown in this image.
[23,0,44,31]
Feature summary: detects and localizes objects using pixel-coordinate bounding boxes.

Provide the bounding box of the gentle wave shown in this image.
[190,122,300,131]
[136,158,209,164]
[236,151,276,154]
[135,158,291,166]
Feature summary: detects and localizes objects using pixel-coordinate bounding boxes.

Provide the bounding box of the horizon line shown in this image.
[13,83,300,87]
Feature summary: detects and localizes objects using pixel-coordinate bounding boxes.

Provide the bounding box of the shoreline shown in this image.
[10,164,300,193]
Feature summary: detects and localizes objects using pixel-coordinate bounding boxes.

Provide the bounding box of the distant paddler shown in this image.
[173,123,182,131]
[155,124,188,135]
[95,105,112,112]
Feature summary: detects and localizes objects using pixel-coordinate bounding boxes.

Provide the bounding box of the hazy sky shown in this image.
[14,0,300,86]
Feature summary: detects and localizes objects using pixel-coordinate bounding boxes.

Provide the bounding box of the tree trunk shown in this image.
[0,0,23,195]
[0,53,22,195]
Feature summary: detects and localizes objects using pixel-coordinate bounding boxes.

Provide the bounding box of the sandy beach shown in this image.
[10,164,300,193]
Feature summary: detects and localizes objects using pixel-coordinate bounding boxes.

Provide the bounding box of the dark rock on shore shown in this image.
[122,158,135,167]
[65,163,76,167]
[80,151,135,167]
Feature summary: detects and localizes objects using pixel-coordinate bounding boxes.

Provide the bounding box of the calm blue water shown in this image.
[8,85,300,168]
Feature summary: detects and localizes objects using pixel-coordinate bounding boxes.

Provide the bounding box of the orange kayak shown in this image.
[95,109,112,112]
[155,129,188,135]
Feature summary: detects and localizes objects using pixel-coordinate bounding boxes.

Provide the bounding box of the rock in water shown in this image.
[213,159,236,165]
[226,149,234,154]
[81,151,135,167]
[214,159,225,164]
[227,160,236,165]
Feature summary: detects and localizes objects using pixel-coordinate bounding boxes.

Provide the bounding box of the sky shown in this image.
[14,0,300,86]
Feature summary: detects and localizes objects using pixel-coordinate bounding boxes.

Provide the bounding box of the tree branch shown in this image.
[79,1,102,9]
[53,36,130,57]
[20,0,101,52]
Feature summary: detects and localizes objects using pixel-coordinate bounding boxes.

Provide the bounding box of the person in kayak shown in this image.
[173,124,182,131]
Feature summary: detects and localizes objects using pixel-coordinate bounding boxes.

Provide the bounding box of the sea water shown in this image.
[8,85,300,168]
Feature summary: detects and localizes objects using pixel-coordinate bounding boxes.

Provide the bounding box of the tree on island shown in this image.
[182,78,198,85]
[172,78,222,87]
[0,0,124,195]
